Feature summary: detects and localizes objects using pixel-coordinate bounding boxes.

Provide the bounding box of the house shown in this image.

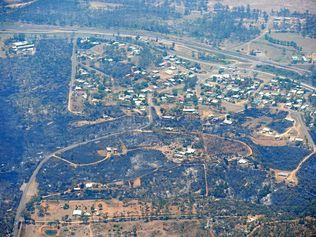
[292,56,299,63]
[186,147,195,154]
[238,158,249,166]
[183,108,196,113]
[223,119,233,125]
[73,210,82,216]
[85,183,93,188]
[294,138,304,143]
[165,69,174,75]
[278,171,288,177]
[11,41,35,55]
[302,56,308,62]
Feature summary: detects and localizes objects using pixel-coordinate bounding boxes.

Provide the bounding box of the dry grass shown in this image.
[90,219,206,237]
[72,117,113,127]
[132,177,141,188]
[270,32,316,54]
[4,0,38,9]
[222,101,245,113]
[204,134,252,157]
[22,225,42,237]
[89,1,123,10]
[199,106,218,120]
[273,169,291,183]
[208,0,316,14]
[32,199,155,222]
[97,149,107,156]
[251,135,288,147]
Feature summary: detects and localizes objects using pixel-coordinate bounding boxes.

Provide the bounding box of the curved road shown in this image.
[13,122,150,237]
[7,24,315,236]
[0,24,313,82]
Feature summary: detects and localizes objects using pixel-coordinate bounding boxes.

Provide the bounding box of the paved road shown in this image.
[6,23,315,236]
[175,49,314,92]
[0,23,313,80]
[13,122,150,237]
[291,111,316,150]
[164,34,311,75]
[13,154,51,237]
[285,111,316,185]
[67,36,79,114]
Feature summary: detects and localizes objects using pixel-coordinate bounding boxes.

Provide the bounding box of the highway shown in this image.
[5,23,315,236]
[175,50,315,92]
[285,111,316,185]
[13,120,253,236]
[0,23,314,88]
[291,111,316,150]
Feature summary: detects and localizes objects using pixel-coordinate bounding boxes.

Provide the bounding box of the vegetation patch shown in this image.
[252,144,310,170]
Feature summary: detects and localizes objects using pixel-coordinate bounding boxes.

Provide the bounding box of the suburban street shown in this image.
[4,22,315,237]
[0,23,314,90]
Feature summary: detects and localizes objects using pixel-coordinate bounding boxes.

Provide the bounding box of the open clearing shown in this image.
[89,1,123,10]
[270,32,316,54]
[3,0,39,9]
[32,199,156,222]
[208,0,316,13]
[204,134,253,157]
[236,38,295,64]
[23,219,208,237]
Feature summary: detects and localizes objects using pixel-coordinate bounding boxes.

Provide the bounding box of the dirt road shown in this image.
[0,23,313,82]
[13,122,150,237]
[67,36,79,114]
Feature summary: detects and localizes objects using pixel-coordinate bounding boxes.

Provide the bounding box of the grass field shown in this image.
[208,0,316,13]
[237,32,316,64]
[270,32,316,54]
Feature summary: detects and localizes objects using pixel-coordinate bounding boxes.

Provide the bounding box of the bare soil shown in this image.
[208,0,316,13]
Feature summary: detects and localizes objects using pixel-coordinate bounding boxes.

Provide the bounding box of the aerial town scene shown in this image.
[0,0,316,236]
